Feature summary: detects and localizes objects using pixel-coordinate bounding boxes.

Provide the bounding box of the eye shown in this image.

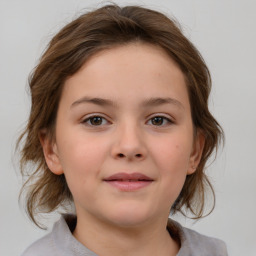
[82,116,108,126]
[147,116,173,126]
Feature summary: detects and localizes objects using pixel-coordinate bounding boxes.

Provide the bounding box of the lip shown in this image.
[103,172,154,191]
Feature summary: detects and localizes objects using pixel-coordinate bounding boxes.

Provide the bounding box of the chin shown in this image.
[102,205,155,228]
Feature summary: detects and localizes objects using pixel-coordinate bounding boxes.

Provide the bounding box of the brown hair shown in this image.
[18,4,223,226]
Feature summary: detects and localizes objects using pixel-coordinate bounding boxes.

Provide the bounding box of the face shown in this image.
[41,43,204,228]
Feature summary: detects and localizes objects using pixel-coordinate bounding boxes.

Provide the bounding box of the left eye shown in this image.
[147,116,172,126]
[82,116,108,126]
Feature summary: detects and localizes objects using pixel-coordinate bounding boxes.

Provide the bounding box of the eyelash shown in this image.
[82,115,110,126]
[146,115,174,126]
[81,114,174,127]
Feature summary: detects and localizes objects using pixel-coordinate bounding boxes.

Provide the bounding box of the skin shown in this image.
[41,43,205,256]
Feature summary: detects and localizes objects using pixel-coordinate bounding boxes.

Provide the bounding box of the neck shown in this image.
[72,212,179,256]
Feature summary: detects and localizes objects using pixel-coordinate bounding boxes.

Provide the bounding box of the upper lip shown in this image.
[104,172,153,181]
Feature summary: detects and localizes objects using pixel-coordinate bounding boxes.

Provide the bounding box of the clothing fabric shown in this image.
[21,215,228,256]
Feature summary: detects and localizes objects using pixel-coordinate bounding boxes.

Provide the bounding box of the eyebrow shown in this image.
[141,97,184,109]
[71,97,115,108]
[71,96,184,109]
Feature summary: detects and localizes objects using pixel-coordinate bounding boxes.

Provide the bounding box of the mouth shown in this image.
[103,172,154,191]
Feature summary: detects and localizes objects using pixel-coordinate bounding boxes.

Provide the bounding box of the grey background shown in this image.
[1,0,255,255]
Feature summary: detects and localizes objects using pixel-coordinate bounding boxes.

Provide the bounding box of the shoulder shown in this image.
[21,232,54,256]
[180,226,228,256]
[20,215,95,256]
[168,220,228,256]
[20,216,68,256]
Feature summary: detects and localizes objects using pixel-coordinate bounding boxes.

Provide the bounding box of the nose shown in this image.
[111,123,147,161]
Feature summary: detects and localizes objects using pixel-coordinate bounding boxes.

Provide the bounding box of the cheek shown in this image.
[158,146,190,203]
[57,128,105,166]
[149,136,192,200]
[56,135,108,189]
[151,136,192,173]
[57,141,104,204]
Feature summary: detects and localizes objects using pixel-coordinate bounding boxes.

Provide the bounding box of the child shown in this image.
[19,4,228,256]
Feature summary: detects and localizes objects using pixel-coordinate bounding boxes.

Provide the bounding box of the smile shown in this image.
[103,172,154,191]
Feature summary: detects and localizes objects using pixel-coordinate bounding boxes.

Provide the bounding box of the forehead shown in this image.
[77,42,183,81]
[60,42,189,110]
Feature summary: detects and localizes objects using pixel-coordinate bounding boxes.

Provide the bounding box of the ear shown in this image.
[187,130,205,175]
[39,129,63,175]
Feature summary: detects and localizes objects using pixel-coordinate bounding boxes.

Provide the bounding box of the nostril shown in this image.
[116,153,143,158]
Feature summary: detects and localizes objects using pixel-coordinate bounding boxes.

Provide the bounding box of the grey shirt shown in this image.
[21,215,228,256]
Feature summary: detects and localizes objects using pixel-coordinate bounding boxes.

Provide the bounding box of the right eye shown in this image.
[82,116,108,126]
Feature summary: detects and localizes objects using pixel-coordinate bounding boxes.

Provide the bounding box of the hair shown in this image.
[17,3,224,227]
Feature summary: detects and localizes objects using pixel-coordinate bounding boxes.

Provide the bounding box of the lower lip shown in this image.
[104,180,152,191]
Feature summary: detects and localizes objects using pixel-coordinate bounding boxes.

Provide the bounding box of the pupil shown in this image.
[91,117,102,125]
[152,117,163,125]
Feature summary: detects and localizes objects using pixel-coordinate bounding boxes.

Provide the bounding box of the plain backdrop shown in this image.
[1,0,255,255]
